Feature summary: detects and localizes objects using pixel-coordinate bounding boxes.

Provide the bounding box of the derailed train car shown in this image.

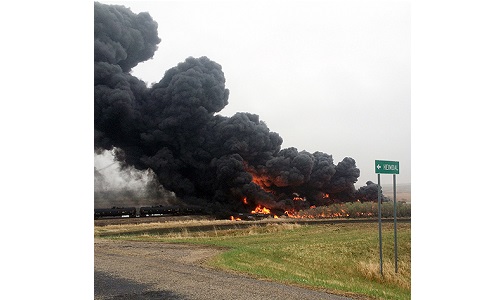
[139,205,206,217]
[94,205,207,219]
[139,205,177,217]
[94,207,137,219]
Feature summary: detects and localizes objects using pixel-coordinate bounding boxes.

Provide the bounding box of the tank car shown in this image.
[139,205,179,217]
[94,207,137,219]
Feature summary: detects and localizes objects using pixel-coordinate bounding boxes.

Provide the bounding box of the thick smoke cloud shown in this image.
[94,2,366,214]
[94,150,179,208]
[94,2,161,72]
[94,166,177,208]
[356,181,388,202]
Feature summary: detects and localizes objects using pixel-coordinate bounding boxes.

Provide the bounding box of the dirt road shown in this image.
[94,239,354,300]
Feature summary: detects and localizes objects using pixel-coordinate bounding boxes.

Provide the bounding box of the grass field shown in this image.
[96,221,410,300]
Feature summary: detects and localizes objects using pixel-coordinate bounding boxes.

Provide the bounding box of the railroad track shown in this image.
[95,216,410,237]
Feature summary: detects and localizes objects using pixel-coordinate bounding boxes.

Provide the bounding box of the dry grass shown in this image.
[94,219,234,236]
[357,260,411,290]
[94,218,312,239]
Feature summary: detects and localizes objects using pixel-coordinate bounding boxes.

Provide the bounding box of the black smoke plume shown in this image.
[94,2,366,214]
[355,181,389,202]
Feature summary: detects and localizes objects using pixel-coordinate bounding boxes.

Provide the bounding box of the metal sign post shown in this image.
[377,173,383,276]
[375,160,399,275]
[393,174,398,273]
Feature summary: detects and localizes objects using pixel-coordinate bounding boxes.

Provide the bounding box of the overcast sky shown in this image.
[98,0,411,186]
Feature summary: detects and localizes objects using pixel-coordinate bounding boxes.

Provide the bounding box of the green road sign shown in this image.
[375,160,399,174]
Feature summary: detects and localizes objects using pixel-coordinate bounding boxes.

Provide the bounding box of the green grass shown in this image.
[96,222,410,300]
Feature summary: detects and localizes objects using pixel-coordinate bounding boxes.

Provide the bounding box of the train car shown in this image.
[139,205,207,217]
[139,205,179,217]
[178,205,206,215]
[94,207,137,219]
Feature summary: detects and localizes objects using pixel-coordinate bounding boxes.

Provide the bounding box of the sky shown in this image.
[97,0,411,187]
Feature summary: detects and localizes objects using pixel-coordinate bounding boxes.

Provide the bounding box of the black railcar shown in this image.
[139,205,179,217]
[94,207,137,219]
[139,205,207,217]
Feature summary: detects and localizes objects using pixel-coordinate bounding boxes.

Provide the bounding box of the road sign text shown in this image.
[375,160,399,174]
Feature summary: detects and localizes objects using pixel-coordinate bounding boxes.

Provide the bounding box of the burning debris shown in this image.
[94,2,384,216]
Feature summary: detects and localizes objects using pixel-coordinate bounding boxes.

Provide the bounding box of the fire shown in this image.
[230,204,279,221]
[242,197,248,205]
[231,202,378,221]
[251,205,271,214]
[251,175,266,187]
[292,192,305,201]
[243,162,273,193]
[251,205,279,218]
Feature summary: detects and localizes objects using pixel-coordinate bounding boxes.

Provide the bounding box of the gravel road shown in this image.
[94,239,354,300]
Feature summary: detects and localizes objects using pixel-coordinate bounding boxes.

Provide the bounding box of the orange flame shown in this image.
[242,197,248,205]
[232,203,379,220]
[243,162,273,193]
[251,205,271,214]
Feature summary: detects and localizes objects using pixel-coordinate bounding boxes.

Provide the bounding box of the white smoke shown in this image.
[95,150,150,191]
[94,149,177,208]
